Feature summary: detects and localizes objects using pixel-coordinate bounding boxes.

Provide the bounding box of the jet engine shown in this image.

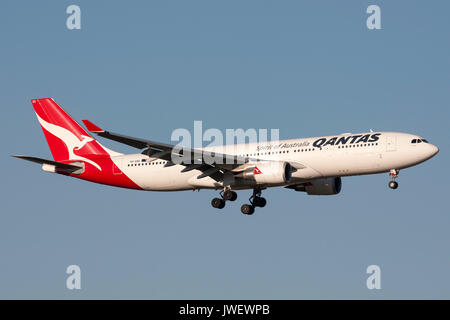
[289,177,342,195]
[235,162,292,185]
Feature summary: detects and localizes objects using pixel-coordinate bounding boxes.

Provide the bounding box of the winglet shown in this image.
[82,120,104,133]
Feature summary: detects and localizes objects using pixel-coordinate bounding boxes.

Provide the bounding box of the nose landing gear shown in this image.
[388,169,399,189]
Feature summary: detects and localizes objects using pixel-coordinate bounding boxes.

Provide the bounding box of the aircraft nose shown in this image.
[431,144,439,157]
[418,143,439,163]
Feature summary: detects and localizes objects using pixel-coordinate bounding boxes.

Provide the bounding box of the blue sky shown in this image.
[1,1,449,299]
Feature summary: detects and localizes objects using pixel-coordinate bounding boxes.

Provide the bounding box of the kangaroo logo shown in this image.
[35,113,102,171]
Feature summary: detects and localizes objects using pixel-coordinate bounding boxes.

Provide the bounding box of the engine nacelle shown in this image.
[290,177,342,195]
[236,162,292,185]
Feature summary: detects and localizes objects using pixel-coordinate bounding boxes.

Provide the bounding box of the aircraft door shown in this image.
[386,136,397,152]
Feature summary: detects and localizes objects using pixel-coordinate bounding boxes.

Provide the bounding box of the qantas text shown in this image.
[312,133,381,148]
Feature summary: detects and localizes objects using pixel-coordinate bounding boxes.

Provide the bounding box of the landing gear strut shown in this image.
[241,188,267,215]
[388,169,399,189]
[211,188,237,209]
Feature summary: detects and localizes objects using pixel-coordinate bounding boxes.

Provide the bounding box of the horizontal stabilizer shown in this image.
[12,155,84,174]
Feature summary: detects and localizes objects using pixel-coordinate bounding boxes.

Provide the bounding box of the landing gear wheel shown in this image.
[388,181,398,190]
[242,188,266,214]
[241,204,255,215]
[388,169,399,190]
[223,190,237,201]
[211,197,225,209]
[252,197,266,208]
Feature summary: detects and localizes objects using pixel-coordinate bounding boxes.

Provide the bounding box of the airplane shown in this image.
[13,98,439,215]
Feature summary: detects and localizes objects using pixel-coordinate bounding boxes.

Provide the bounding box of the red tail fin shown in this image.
[31,98,109,163]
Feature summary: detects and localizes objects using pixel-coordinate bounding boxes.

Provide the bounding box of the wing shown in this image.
[82,120,306,180]
[82,120,251,166]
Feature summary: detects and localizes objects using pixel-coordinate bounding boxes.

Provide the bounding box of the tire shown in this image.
[223,190,237,201]
[212,197,225,209]
[388,181,398,189]
[241,204,254,215]
[253,197,266,208]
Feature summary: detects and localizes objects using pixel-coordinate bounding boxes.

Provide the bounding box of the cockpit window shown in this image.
[411,138,430,144]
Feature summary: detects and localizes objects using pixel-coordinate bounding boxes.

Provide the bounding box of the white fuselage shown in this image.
[114,131,438,191]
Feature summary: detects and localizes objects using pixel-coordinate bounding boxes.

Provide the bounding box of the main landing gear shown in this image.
[388,169,399,189]
[211,189,238,209]
[241,188,266,215]
[211,188,267,215]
